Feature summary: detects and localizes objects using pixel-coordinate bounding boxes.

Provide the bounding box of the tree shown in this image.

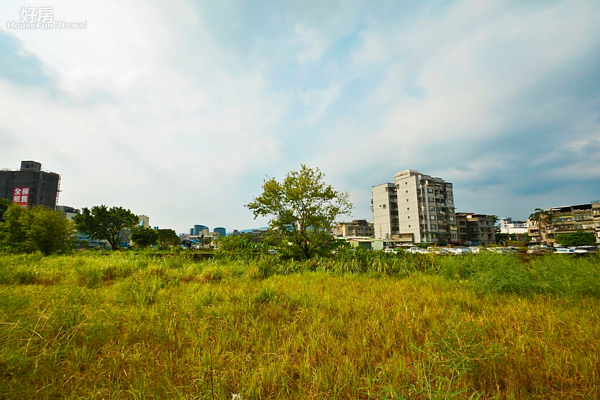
[131,226,159,248]
[556,231,596,246]
[157,229,180,247]
[27,206,76,255]
[529,208,552,242]
[73,205,139,250]
[246,164,353,259]
[0,204,32,252]
[0,204,75,255]
[495,232,517,245]
[0,198,9,222]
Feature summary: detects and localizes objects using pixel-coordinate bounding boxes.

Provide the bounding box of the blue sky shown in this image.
[1,0,599,233]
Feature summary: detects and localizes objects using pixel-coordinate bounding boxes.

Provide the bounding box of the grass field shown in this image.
[0,252,599,399]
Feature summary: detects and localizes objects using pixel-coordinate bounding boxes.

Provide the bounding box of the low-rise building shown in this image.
[333,220,374,237]
[56,205,80,221]
[499,217,528,235]
[527,201,600,244]
[546,203,596,245]
[593,201,600,243]
[456,213,496,245]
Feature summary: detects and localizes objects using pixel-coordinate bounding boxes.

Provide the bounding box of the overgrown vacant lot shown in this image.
[0,252,599,399]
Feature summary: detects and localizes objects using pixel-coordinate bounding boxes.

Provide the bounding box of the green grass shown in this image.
[0,252,599,399]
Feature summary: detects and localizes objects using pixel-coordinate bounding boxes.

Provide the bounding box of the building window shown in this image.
[405,182,408,185]
[431,224,437,229]
[428,188,433,193]
[408,216,410,219]
[408,225,411,228]
[430,216,436,220]
[407,207,410,211]
[407,199,409,202]
[449,217,454,221]
[429,206,435,211]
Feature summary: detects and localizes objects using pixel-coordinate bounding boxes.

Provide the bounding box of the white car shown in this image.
[555,247,574,254]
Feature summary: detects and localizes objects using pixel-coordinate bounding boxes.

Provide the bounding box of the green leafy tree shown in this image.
[27,207,76,255]
[0,204,75,254]
[556,231,596,246]
[130,226,159,248]
[216,235,251,251]
[0,204,32,252]
[495,232,517,245]
[246,164,353,259]
[0,198,9,222]
[73,205,139,250]
[529,208,552,231]
[157,229,180,247]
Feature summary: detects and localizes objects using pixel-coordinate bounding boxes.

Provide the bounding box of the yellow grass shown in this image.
[0,252,598,399]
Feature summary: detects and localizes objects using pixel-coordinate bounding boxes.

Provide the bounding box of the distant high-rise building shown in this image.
[193,224,209,236]
[138,215,150,227]
[0,161,60,209]
[372,169,457,244]
[232,229,239,237]
[214,227,226,237]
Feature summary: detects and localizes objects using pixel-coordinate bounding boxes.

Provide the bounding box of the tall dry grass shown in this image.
[0,251,598,398]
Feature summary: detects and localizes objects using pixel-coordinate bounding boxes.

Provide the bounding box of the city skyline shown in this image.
[1,1,600,233]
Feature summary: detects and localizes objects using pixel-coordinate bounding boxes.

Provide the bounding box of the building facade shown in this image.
[371,183,398,240]
[527,201,600,244]
[593,201,600,243]
[0,161,60,209]
[139,215,150,228]
[333,220,375,237]
[373,170,457,244]
[499,217,528,235]
[456,213,496,245]
[214,227,226,237]
[192,224,209,236]
[546,203,596,245]
[56,205,80,221]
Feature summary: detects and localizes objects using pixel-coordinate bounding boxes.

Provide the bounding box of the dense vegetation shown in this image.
[1,251,598,399]
[0,204,75,255]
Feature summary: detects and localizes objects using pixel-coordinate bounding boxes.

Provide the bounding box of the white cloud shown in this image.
[301,82,342,125]
[294,23,327,64]
[1,0,599,229]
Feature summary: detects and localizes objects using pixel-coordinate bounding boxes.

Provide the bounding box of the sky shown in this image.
[1,0,599,234]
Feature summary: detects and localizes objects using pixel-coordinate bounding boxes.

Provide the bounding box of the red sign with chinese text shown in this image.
[12,187,30,206]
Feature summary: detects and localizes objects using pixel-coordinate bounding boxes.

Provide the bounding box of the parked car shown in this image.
[554,247,574,254]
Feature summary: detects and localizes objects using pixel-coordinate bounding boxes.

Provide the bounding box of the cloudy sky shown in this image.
[1,0,599,233]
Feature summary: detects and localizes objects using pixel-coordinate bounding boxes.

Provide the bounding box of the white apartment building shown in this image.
[371,183,398,239]
[499,217,528,235]
[372,169,458,243]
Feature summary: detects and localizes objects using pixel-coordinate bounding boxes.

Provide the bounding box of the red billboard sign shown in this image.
[12,187,30,206]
